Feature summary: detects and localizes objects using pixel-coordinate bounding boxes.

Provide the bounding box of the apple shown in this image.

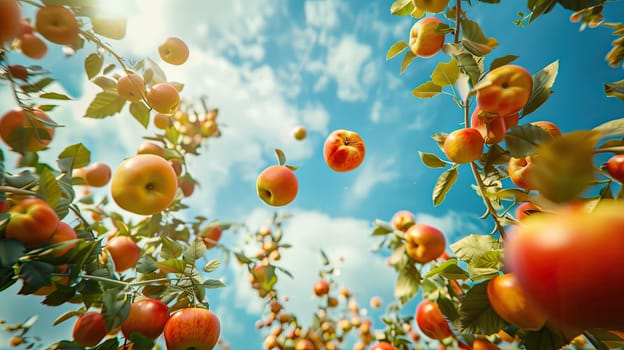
[178,175,196,197]
[409,17,446,58]
[17,33,48,59]
[476,65,533,116]
[6,198,59,247]
[117,73,147,103]
[106,235,141,272]
[153,113,171,129]
[200,225,223,249]
[486,273,547,330]
[35,5,79,45]
[369,296,382,308]
[48,221,78,256]
[121,298,169,340]
[295,339,315,350]
[505,200,624,330]
[470,106,518,144]
[170,159,183,176]
[507,156,535,191]
[323,129,366,172]
[158,37,190,65]
[313,279,330,297]
[7,65,28,81]
[0,108,55,153]
[72,312,107,348]
[111,154,178,215]
[443,128,484,164]
[163,308,221,350]
[531,120,561,137]
[370,342,395,350]
[606,154,624,182]
[200,119,218,136]
[74,162,112,187]
[147,83,180,114]
[414,0,450,13]
[404,224,446,264]
[0,0,21,43]
[391,210,415,232]
[473,339,502,350]
[515,202,541,221]
[137,141,165,158]
[256,165,298,207]
[293,126,307,141]
[415,300,453,340]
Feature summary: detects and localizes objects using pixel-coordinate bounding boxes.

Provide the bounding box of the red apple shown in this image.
[323,129,366,172]
[122,298,169,340]
[404,224,446,264]
[415,300,453,340]
[163,308,221,350]
[256,165,298,206]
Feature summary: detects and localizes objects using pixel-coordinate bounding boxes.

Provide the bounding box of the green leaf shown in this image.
[58,143,91,169]
[136,255,157,274]
[395,263,421,304]
[433,165,458,206]
[426,258,469,280]
[437,295,460,322]
[20,77,54,93]
[523,325,573,350]
[43,283,76,306]
[46,340,84,350]
[461,18,488,44]
[530,131,600,203]
[387,40,409,60]
[275,148,286,166]
[160,236,184,259]
[165,125,180,144]
[431,58,460,86]
[522,60,558,117]
[454,52,482,86]
[0,239,25,267]
[18,261,55,295]
[85,90,126,118]
[40,92,71,100]
[450,234,501,263]
[504,124,553,158]
[412,81,442,98]
[102,288,131,331]
[103,63,116,75]
[604,80,624,101]
[467,250,502,281]
[419,151,447,168]
[144,57,167,84]
[53,310,81,326]
[37,167,62,208]
[489,55,518,71]
[85,53,104,80]
[129,101,150,128]
[156,258,186,274]
[234,252,252,265]
[401,50,417,74]
[390,0,415,16]
[459,281,507,334]
[183,239,207,263]
[371,220,395,236]
[93,336,120,350]
[462,39,494,57]
[585,329,624,349]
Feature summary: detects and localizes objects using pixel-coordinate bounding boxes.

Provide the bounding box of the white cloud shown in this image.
[226,208,395,321]
[349,155,399,207]
[304,1,343,29]
[325,35,375,101]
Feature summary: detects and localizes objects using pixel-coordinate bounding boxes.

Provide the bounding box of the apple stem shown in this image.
[454,0,462,44]
[583,331,609,350]
[0,186,37,196]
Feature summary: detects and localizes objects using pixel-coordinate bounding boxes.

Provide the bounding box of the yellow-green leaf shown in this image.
[129,101,150,129]
[84,53,103,80]
[275,148,286,165]
[431,58,460,86]
[433,165,458,206]
[390,0,414,16]
[419,151,447,168]
[40,92,71,100]
[387,40,409,60]
[395,263,421,304]
[84,90,125,118]
[401,50,417,73]
[58,143,91,169]
[412,81,442,98]
[530,130,601,203]
[450,234,501,263]
[604,79,624,101]
[594,117,624,138]
[490,55,518,71]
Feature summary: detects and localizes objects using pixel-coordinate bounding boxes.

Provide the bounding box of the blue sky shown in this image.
[1,0,623,349]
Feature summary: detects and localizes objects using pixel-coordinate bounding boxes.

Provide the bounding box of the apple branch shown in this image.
[454,0,462,44]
